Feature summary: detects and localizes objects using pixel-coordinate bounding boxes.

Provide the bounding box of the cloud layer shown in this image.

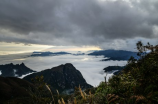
[0,54,126,86]
[0,0,158,49]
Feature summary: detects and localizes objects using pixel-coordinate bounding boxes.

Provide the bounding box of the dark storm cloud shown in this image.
[0,0,158,47]
[0,0,63,33]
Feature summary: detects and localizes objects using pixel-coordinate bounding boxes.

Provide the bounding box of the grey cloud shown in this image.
[0,0,158,48]
[0,0,62,33]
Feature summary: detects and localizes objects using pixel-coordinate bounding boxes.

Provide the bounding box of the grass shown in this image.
[4,42,158,104]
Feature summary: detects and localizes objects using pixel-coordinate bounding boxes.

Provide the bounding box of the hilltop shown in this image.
[0,63,35,77]
[23,63,92,94]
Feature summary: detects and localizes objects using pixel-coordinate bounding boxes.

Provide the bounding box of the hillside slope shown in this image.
[67,43,158,104]
[0,77,35,103]
[23,63,92,94]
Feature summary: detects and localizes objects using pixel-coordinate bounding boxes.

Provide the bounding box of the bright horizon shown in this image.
[0,42,101,55]
[0,0,158,55]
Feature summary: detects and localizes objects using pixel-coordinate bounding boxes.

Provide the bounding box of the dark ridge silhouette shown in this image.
[0,63,36,77]
[0,76,35,103]
[31,51,71,57]
[23,63,92,94]
[88,50,138,61]
[103,66,124,75]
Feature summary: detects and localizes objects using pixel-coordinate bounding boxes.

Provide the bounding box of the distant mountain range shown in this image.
[31,50,138,61]
[0,63,36,77]
[72,51,85,55]
[31,51,71,56]
[88,50,138,61]
[23,63,92,94]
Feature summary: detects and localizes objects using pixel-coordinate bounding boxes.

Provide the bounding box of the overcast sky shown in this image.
[0,0,158,54]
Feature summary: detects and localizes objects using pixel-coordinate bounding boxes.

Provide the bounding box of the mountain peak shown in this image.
[20,62,25,66]
[24,63,92,94]
[9,63,14,65]
[64,63,74,68]
[65,63,73,66]
[0,63,35,77]
[50,63,74,72]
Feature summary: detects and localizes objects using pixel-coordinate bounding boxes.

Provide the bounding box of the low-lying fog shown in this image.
[0,53,127,86]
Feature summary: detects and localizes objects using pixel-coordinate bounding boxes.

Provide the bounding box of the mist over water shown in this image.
[0,54,127,86]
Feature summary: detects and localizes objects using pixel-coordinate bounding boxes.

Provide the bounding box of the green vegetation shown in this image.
[4,41,158,104]
[65,42,158,104]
